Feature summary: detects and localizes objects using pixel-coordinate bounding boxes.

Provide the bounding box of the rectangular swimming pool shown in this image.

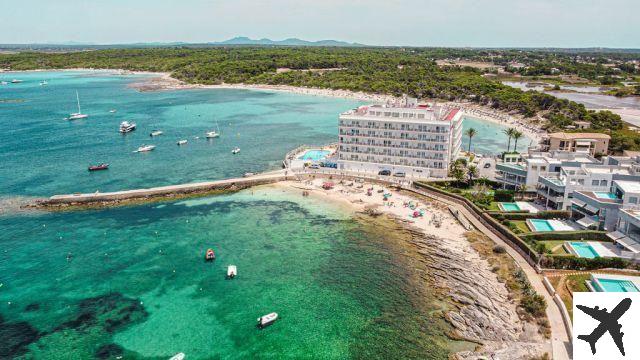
[529,219,554,232]
[594,192,618,200]
[298,150,331,161]
[499,202,521,212]
[569,242,599,259]
[595,278,639,292]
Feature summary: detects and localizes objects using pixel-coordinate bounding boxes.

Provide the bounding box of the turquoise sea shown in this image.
[0,71,512,359]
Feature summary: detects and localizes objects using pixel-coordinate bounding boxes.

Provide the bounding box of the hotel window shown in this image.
[578,179,584,185]
[417,114,425,119]
[600,180,607,186]
[592,180,599,186]
[392,112,400,118]
[630,197,638,204]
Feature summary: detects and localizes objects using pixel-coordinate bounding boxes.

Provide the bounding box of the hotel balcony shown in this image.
[339,132,448,143]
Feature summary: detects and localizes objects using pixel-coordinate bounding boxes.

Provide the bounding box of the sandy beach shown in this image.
[274,178,551,359]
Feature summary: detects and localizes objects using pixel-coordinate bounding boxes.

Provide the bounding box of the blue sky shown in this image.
[1,0,638,47]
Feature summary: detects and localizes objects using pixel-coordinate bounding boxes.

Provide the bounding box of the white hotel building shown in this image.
[337,102,463,178]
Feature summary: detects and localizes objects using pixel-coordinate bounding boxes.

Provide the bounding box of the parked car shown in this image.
[483,163,492,169]
[309,164,320,169]
[378,170,391,176]
[393,172,406,177]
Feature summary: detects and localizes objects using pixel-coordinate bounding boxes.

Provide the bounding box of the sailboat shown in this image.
[67,91,88,120]
[206,122,221,138]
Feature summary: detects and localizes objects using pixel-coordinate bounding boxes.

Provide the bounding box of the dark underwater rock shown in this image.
[0,314,41,358]
[95,343,124,359]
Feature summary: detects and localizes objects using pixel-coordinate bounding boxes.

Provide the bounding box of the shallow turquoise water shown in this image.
[0,188,455,359]
[461,116,533,155]
[0,71,362,197]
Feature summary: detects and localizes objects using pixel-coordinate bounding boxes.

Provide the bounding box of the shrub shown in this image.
[522,231,608,242]
[541,255,631,270]
[521,294,547,317]
[494,189,515,202]
[493,245,506,254]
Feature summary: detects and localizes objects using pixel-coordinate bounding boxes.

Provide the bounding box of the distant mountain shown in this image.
[210,37,366,47]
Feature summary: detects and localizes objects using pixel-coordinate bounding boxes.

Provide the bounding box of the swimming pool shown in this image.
[594,192,618,200]
[298,150,331,161]
[569,242,600,259]
[529,219,554,232]
[595,278,639,292]
[499,202,521,212]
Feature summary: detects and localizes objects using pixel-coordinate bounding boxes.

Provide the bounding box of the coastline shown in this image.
[271,178,550,359]
[5,68,546,141]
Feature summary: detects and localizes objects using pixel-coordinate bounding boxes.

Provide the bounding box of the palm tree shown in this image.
[464,127,477,153]
[467,165,478,184]
[512,130,524,152]
[503,128,515,152]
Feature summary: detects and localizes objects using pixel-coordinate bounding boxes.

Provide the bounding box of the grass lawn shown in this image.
[510,220,531,233]
[488,202,501,211]
[537,240,568,254]
[555,273,591,320]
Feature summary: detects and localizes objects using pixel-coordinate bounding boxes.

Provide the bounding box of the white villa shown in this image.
[337,99,463,178]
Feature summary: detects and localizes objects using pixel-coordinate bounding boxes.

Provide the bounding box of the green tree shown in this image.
[512,130,524,152]
[464,127,477,153]
[503,128,515,152]
[467,164,479,184]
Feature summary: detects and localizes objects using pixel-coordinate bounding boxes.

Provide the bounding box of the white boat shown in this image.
[11,79,23,83]
[135,145,156,153]
[227,265,237,278]
[68,91,88,120]
[177,139,188,145]
[109,109,117,113]
[150,130,163,137]
[206,122,221,138]
[243,172,255,177]
[169,353,185,360]
[231,147,240,154]
[257,312,278,328]
[40,80,48,86]
[119,121,136,133]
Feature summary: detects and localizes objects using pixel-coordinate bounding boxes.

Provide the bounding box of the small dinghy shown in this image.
[150,130,163,137]
[257,312,278,329]
[109,109,117,113]
[227,265,237,279]
[177,139,188,145]
[169,353,185,360]
[205,248,216,261]
[88,163,109,171]
[231,147,240,154]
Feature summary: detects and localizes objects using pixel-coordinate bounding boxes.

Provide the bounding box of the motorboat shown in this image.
[257,312,278,329]
[227,265,237,279]
[243,172,255,177]
[169,353,185,360]
[231,147,240,154]
[119,121,136,133]
[135,145,156,153]
[109,109,117,113]
[205,248,216,261]
[150,130,163,137]
[205,131,220,139]
[67,91,88,120]
[177,139,188,145]
[39,80,48,86]
[11,79,23,83]
[88,163,109,171]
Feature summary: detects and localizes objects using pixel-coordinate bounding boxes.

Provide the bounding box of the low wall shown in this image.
[44,174,292,205]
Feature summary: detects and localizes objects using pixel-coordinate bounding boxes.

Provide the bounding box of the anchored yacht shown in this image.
[67,91,88,120]
[119,121,136,133]
[135,145,156,153]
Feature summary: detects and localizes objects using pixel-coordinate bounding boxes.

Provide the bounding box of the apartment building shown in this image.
[337,101,463,178]
[540,132,610,156]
